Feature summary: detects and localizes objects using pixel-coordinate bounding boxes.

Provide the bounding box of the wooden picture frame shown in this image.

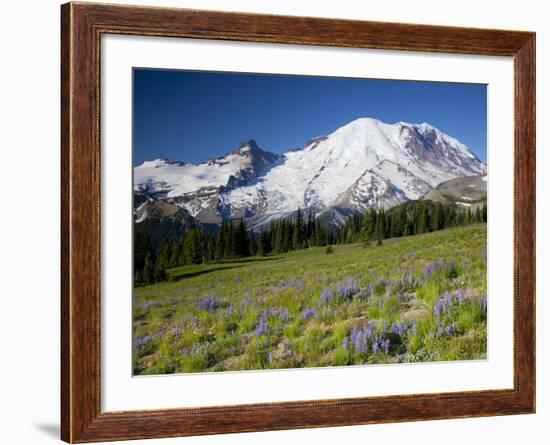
[61,2,535,442]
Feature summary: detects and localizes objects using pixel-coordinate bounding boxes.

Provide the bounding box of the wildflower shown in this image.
[338,276,360,300]
[302,307,318,321]
[239,296,254,314]
[141,301,160,312]
[391,322,407,336]
[480,296,488,312]
[456,288,465,304]
[171,325,183,336]
[198,294,221,312]
[279,278,305,290]
[320,287,336,305]
[433,291,456,318]
[343,337,349,350]
[255,307,290,337]
[190,316,200,329]
[133,335,153,355]
[349,322,376,354]
[254,319,270,337]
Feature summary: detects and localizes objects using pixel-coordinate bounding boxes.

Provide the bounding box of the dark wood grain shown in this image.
[60,2,536,442]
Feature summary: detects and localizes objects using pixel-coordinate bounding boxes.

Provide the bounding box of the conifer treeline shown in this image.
[134,200,487,286]
[334,200,487,246]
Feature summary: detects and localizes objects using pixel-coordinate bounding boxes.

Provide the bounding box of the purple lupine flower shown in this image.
[320,287,336,305]
[255,307,291,337]
[190,316,200,329]
[191,343,205,355]
[480,296,488,312]
[338,276,360,300]
[456,288,465,304]
[433,290,459,317]
[279,278,305,290]
[141,301,160,312]
[255,319,270,336]
[436,325,444,337]
[198,294,221,312]
[372,341,379,354]
[302,307,318,321]
[411,320,417,335]
[366,283,374,296]
[424,263,436,280]
[391,322,408,336]
[171,325,183,336]
[283,340,294,358]
[343,337,349,350]
[424,258,450,280]
[239,296,254,314]
[133,335,153,355]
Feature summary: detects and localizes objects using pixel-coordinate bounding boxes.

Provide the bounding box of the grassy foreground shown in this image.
[133,224,487,375]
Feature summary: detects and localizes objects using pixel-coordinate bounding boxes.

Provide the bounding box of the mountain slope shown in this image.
[134,192,203,248]
[134,117,486,228]
[424,175,487,210]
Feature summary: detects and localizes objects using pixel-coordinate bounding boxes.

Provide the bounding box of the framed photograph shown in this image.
[61,2,535,442]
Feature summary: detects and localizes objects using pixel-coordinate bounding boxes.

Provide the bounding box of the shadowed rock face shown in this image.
[399,125,485,177]
[424,175,487,210]
[134,192,203,248]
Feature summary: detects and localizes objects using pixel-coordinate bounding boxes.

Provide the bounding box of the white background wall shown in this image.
[1,0,545,444]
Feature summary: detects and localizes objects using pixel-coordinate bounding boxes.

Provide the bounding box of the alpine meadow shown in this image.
[132,70,488,375]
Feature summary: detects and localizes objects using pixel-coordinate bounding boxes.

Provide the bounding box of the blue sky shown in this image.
[133,69,487,165]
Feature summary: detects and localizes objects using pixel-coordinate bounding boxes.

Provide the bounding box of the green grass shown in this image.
[133,224,487,374]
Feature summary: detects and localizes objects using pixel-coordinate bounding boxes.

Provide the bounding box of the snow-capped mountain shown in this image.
[134,117,486,227]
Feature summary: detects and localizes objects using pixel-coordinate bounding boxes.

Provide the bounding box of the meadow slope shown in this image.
[134,224,487,374]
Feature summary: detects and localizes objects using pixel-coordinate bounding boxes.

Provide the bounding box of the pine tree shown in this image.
[154,258,167,282]
[183,229,204,264]
[216,221,226,260]
[374,209,384,246]
[134,230,152,273]
[258,229,271,256]
[157,240,171,271]
[206,237,216,262]
[134,268,143,287]
[143,251,155,284]
[292,207,304,249]
[236,218,250,257]
[286,219,293,251]
[168,241,181,268]
[248,230,256,256]
[362,208,376,242]
[475,206,482,223]
[417,200,428,234]
[432,203,443,231]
